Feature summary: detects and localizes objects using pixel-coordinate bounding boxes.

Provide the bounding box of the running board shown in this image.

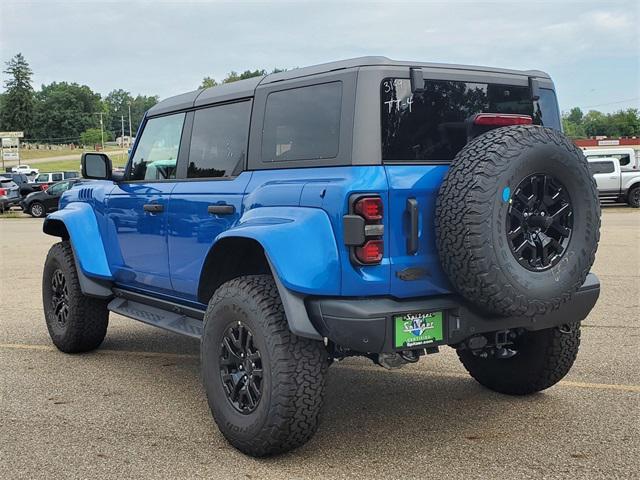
[108,295,204,339]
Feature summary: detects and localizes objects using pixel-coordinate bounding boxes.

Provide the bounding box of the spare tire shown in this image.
[435,125,600,317]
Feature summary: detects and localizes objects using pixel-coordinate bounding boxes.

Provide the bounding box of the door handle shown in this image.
[406,198,419,255]
[143,203,164,213]
[208,204,236,215]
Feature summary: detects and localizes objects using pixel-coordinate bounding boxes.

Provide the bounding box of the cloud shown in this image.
[0,0,638,111]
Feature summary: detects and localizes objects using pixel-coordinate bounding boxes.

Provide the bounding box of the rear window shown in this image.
[381,78,538,162]
[261,82,342,162]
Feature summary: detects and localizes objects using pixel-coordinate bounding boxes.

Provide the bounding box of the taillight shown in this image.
[344,194,384,265]
[473,113,533,126]
[355,240,383,264]
[354,197,383,221]
[0,188,6,196]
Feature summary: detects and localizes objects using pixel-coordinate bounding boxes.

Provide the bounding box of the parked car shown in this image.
[587,156,640,207]
[583,147,639,172]
[21,179,85,217]
[1,172,35,196]
[0,176,21,212]
[11,164,39,175]
[41,57,600,457]
[33,171,81,190]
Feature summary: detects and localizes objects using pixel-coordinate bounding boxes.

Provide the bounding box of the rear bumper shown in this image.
[306,273,600,353]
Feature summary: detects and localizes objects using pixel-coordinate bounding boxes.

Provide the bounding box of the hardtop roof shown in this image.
[147,56,550,116]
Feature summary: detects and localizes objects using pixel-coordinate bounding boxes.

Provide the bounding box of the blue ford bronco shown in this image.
[42,57,600,457]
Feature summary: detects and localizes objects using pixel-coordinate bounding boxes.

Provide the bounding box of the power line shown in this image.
[581,97,640,109]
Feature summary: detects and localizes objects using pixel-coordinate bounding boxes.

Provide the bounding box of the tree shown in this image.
[198,67,285,89]
[30,82,102,142]
[80,128,105,146]
[0,53,35,134]
[104,89,133,136]
[128,94,158,134]
[199,77,218,89]
[566,107,583,124]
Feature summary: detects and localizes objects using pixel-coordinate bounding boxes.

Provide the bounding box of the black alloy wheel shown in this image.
[50,268,70,327]
[219,321,263,414]
[506,173,573,271]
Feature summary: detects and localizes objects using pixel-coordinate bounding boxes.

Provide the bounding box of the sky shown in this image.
[1,0,638,113]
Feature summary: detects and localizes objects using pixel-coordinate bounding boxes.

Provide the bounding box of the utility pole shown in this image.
[128,102,132,144]
[121,115,125,162]
[93,112,105,151]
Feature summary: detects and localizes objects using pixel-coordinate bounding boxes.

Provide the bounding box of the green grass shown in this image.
[20,153,128,173]
[19,145,123,161]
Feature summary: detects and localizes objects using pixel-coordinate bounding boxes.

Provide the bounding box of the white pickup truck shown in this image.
[587,156,640,207]
[11,164,39,176]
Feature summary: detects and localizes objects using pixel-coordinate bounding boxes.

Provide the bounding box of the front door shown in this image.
[106,112,186,293]
[168,101,253,300]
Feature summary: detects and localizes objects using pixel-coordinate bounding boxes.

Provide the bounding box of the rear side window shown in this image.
[187,101,251,178]
[381,78,533,162]
[588,161,615,175]
[128,113,185,181]
[52,173,63,182]
[587,153,631,166]
[534,88,561,131]
[262,82,342,162]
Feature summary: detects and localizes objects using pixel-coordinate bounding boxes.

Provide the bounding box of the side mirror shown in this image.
[81,152,112,180]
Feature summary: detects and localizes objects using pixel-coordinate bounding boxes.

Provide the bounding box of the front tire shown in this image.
[43,242,109,353]
[201,275,328,457]
[29,201,46,218]
[458,323,581,395]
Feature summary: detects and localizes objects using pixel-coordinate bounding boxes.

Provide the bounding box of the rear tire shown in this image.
[628,185,640,208]
[201,275,328,457]
[42,241,109,353]
[458,323,580,395]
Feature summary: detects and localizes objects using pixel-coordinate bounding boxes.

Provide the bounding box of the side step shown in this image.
[108,295,204,339]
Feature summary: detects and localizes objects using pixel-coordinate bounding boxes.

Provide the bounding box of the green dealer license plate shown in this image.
[394,311,444,349]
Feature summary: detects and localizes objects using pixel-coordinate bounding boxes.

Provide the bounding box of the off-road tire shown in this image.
[29,201,46,218]
[458,323,581,395]
[628,185,640,208]
[436,125,600,317]
[42,241,109,353]
[201,275,328,457]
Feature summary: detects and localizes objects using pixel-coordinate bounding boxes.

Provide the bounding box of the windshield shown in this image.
[381,78,560,162]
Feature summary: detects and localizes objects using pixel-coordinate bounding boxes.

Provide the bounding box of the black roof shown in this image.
[147,56,549,116]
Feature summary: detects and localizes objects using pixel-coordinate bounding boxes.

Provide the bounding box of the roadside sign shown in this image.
[2,151,19,161]
[0,131,24,138]
[2,137,19,148]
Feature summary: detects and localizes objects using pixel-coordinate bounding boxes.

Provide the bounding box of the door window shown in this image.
[261,82,342,162]
[47,181,70,195]
[187,102,251,178]
[128,113,186,181]
[588,161,615,175]
[51,173,63,182]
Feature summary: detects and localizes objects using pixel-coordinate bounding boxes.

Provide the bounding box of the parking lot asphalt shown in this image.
[0,206,638,480]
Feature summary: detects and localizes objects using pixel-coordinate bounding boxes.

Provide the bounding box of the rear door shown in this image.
[106,112,186,292]
[167,101,253,300]
[380,73,560,298]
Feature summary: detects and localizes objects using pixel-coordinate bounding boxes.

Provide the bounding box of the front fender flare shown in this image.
[43,202,112,280]
[218,206,341,295]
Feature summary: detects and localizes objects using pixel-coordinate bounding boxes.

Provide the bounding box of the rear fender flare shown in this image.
[217,206,341,296]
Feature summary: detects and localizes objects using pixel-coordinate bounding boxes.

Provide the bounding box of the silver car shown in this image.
[0,176,21,212]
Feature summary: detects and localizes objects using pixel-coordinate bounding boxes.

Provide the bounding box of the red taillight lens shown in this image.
[0,188,6,196]
[354,197,383,221]
[473,113,533,126]
[355,240,383,264]
[42,184,49,191]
